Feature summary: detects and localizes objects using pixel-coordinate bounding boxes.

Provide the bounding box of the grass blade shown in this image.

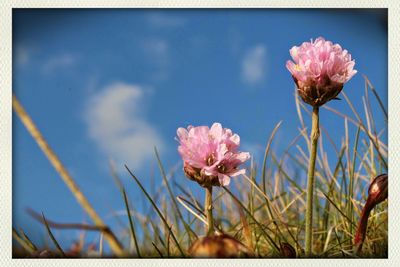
[363,75,387,120]
[27,208,108,232]
[341,92,387,170]
[41,212,66,257]
[12,228,35,254]
[177,196,208,226]
[154,147,197,241]
[223,186,280,255]
[124,164,186,257]
[18,228,38,252]
[261,121,283,193]
[12,95,124,256]
[121,188,141,257]
[321,192,357,228]
[348,125,361,236]
[152,242,164,257]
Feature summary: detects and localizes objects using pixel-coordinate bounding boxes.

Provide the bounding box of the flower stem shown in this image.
[354,200,373,255]
[305,106,320,257]
[205,186,215,235]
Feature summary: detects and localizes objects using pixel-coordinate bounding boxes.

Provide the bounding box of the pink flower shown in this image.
[177,123,250,187]
[286,37,357,106]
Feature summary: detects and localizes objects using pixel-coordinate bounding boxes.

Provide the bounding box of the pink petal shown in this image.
[210,123,223,139]
[229,168,246,177]
[177,127,188,140]
[218,173,231,186]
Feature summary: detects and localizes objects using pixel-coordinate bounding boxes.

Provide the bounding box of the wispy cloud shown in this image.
[241,45,267,86]
[142,38,169,65]
[41,53,78,74]
[15,45,30,66]
[141,38,170,81]
[85,82,164,170]
[227,28,243,56]
[146,13,185,29]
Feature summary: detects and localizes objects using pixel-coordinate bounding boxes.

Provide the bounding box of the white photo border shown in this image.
[1,1,398,266]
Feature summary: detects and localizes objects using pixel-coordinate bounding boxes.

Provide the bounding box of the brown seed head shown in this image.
[189,233,253,258]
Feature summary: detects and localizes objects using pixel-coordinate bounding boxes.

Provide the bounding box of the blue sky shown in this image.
[12,9,387,252]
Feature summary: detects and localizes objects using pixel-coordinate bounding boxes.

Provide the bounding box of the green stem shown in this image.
[205,186,214,235]
[305,106,320,257]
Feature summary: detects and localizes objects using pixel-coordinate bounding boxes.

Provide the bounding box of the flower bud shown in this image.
[189,233,253,258]
[280,242,296,258]
[354,174,388,253]
[367,173,388,207]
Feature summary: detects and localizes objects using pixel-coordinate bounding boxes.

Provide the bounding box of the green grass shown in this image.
[12,76,387,258]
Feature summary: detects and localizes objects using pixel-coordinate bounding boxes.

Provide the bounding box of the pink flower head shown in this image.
[176,123,250,187]
[286,37,357,106]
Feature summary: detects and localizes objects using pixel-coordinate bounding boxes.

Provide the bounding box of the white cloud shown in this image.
[146,13,185,29]
[241,45,267,85]
[41,53,78,74]
[85,82,164,170]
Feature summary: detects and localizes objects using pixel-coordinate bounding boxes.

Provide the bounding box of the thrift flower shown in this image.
[286,36,357,255]
[177,123,250,187]
[286,37,357,106]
